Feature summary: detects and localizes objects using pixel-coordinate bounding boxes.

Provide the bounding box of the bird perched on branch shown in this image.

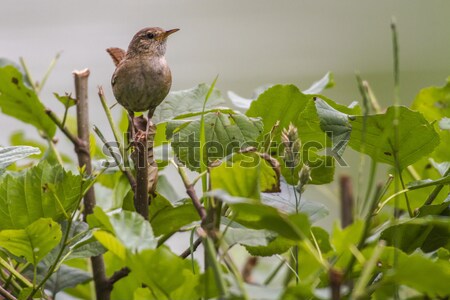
[107,27,179,132]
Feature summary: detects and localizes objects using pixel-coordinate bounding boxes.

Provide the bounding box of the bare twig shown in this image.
[93,125,136,189]
[108,267,131,285]
[0,285,16,300]
[45,109,79,147]
[340,175,354,228]
[178,165,207,221]
[180,237,203,259]
[329,268,343,300]
[73,69,110,300]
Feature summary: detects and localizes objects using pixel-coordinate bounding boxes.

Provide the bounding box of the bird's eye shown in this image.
[146,32,155,39]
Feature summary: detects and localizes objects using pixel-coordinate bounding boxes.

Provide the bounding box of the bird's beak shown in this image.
[163,28,180,38]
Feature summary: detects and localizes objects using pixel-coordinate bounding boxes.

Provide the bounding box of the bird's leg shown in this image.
[127,110,136,145]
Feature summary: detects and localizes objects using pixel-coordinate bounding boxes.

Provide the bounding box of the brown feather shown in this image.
[106,47,126,66]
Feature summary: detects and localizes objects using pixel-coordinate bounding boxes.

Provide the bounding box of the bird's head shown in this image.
[127,27,179,57]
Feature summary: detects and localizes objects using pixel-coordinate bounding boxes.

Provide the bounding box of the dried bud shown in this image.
[296,164,311,193]
[281,123,301,168]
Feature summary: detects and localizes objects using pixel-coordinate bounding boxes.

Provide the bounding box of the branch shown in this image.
[45,108,80,147]
[73,69,109,300]
[108,267,131,285]
[0,285,16,300]
[180,237,203,259]
[175,163,207,221]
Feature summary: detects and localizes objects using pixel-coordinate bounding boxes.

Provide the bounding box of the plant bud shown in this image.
[281,123,301,168]
[296,164,311,193]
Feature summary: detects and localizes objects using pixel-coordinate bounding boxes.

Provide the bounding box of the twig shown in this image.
[329,268,343,300]
[175,164,207,221]
[0,285,16,300]
[108,267,131,285]
[73,69,109,300]
[180,237,203,259]
[45,109,80,147]
[340,175,354,228]
[97,86,131,169]
[93,125,136,189]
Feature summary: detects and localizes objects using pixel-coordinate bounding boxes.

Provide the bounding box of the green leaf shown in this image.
[246,85,350,185]
[349,106,439,169]
[376,247,450,297]
[0,161,90,229]
[53,92,76,108]
[380,215,450,254]
[45,264,91,297]
[42,221,105,265]
[0,146,40,169]
[406,174,450,190]
[152,84,226,124]
[245,235,294,256]
[221,218,276,247]
[127,247,201,299]
[314,98,352,157]
[411,77,450,162]
[211,151,281,198]
[303,72,335,94]
[0,218,61,265]
[331,220,364,268]
[91,208,157,253]
[261,179,328,222]
[149,195,200,236]
[209,190,309,241]
[171,111,263,171]
[0,65,56,137]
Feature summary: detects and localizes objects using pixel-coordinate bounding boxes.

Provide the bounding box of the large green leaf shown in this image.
[411,77,450,162]
[261,179,328,223]
[152,84,226,124]
[45,264,91,297]
[0,65,56,137]
[90,208,157,254]
[221,218,276,247]
[0,218,61,265]
[0,161,90,229]
[374,247,450,297]
[210,152,280,200]
[208,190,309,241]
[170,111,263,171]
[149,195,199,236]
[127,247,202,300]
[246,85,356,184]
[0,146,40,169]
[349,106,439,169]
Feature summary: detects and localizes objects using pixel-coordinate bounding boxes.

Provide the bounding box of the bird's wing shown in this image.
[106,47,126,66]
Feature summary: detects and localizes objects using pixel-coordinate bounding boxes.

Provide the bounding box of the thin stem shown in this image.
[351,241,386,299]
[0,285,16,300]
[424,166,450,205]
[45,109,79,146]
[175,162,207,221]
[204,237,228,298]
[97,86,130,169]
[0,257,33,288]
[180,237,203,259]
[340,175,354,228]
[36,52,61,94]
[19,57,37,91]
[93,125,136,188]
[263,259,285,285]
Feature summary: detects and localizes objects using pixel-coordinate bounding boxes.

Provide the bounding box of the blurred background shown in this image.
[1,0,449,265]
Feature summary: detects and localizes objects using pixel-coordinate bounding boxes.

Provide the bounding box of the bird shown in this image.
[107,27,179,134]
